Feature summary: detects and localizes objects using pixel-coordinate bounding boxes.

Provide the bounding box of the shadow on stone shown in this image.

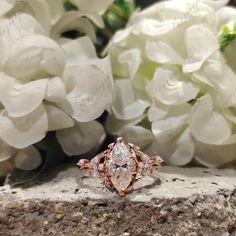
[75,172,162,198]
[9,164,74,189]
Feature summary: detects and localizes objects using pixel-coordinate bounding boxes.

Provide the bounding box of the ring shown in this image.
[77,137,163,196]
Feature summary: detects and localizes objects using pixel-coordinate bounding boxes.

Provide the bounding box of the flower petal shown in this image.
[7,0,51,33]
[45,105,74,131]
[0,105,48,149]
[25,0,51,33]
[0,138,16,162]
[200,0,228,10]
[59,63,112,122]
[47,0,65,24]
[191,55,222,88]
[0,0,15,16]
[0,73,47,117]
[145,41,184,65]
[183,25,219,73]
[152,128,194,166]
[0,13,46,66]
[217,6,236,26]
[51,12,96,42]
[223,41,236,74]
[105,114,145,135]
[130,0,216,23]
[71,0,113,15]
[118,49,141,79]
[4,34,65,81]
[148,101,192,122]
[191,55,236,108]
[189,94,232,144]
[152,115,188,143]
[14,146,42,171]
[106,27,132,49]
[62,36,97,66]
[112,79,150,120]
[224,108,236,125]
[131,74,150,92]
[132,19,179,37]
[45,77,66,102]
[92,56,113,82]
[56,121,104,156]
[212,65,236,108]
[195,134,236,168]
[148,102,169,122]
[146,66,199,105]
[77,11,105,28]
[118,125,154,149]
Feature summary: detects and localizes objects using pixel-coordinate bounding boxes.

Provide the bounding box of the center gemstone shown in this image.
[107,142,134,192]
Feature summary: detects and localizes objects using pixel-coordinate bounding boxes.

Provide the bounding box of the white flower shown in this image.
[0,2,113,174]
[70,0,114,27]
[0,0,114,41]
[107,0,236,167]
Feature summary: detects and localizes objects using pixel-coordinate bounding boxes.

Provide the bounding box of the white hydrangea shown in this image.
[0,0,113,174]
[0,0,114,40]
[106,0,236,167]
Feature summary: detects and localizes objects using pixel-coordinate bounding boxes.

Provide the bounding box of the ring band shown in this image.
[77,137,163,196]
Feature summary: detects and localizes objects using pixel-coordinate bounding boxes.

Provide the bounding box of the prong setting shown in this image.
[77,137,163,196]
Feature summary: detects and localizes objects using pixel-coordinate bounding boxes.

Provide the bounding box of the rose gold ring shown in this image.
[77,137,163,196]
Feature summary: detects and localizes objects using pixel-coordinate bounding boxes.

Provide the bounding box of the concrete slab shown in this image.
[0,165,236,235]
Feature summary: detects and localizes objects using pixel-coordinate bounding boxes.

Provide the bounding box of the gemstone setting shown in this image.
[77,137,163,196]
[107,142,134,192]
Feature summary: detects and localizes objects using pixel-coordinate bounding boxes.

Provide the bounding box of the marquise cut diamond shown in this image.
[108,142,134,192]
[78,137,163,196]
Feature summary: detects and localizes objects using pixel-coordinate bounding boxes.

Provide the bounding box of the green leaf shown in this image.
[8,132,66,186]
[103,0,135,33]
[219,23,236,52]
[96,0,134,54]
[64,0,77,11]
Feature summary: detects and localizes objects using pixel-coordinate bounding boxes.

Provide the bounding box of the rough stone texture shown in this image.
[0,165,236,236]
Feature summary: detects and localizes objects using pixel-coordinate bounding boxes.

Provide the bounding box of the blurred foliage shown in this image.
[96,0,135,54]
[219,23,236,51]
[103,0,135,33]
[64,0,77,11]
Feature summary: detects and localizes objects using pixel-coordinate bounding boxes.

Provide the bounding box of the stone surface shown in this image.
[0,165,236,235]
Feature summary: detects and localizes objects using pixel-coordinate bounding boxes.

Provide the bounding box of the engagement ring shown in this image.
[77,137,163,196]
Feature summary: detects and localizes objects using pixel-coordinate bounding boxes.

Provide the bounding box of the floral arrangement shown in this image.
[0,0,116,183]
[0,0,236,185]
[106,0,236,167]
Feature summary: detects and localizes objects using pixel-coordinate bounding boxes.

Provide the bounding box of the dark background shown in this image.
[135,0,157,8]
[230,0,236,6]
